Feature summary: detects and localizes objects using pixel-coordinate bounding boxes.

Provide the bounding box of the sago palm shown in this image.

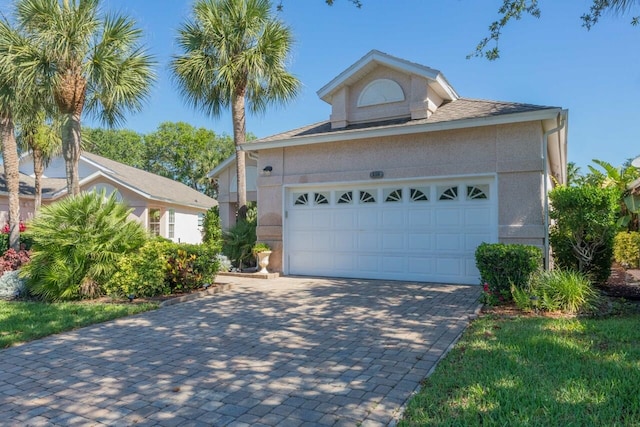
[171,0,299,219]
[21,191,148,301]
[15,0,155,195]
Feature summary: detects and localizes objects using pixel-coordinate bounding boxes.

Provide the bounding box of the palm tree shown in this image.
[0,17,28,250]
[171,0,299,220]
[589,159,640,231]
[17,115,62,210]
[15,0,155,196]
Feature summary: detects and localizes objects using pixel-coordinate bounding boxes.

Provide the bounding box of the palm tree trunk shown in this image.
[232,92,247,221]
[61,112,81,195]
[33,148,44,211]
[0,111,21,250]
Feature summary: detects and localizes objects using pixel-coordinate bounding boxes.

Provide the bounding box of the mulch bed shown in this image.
[600,263,640,300]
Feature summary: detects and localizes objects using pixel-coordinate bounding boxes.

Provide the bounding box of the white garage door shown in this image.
[284,177,497,285]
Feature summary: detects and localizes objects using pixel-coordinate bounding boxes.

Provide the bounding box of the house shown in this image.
[209,152,258,229]
[213,50,568,284]
[0,151,216,244]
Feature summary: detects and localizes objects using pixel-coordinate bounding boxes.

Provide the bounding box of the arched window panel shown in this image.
[466,185,489,200]
[359,190,376,204]
[438,186,458,201]
[314,192,330,205]
[384,188,403,202]
[337,191,353,204]
[293,192,309,206]
[357,79,405,107]
[409,187,429,202]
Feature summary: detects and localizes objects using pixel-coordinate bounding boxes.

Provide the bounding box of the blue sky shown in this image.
[15,0,640,170]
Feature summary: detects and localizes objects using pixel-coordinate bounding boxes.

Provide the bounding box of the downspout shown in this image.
[542,111,567,270]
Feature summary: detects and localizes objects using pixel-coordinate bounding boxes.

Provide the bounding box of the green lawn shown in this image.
[0,300,157,348]
[400,313,640,427]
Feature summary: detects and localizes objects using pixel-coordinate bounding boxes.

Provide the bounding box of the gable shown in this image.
[318,50,456,129]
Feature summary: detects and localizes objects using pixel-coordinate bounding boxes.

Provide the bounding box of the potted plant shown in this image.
[252,242,272,273]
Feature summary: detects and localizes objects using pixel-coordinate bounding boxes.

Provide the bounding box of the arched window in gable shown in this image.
[357,79,405,107]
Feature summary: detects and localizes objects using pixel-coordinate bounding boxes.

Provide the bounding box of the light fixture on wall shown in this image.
[263,165,273,176]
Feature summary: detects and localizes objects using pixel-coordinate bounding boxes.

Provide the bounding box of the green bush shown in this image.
[512,269,598,314]
[475,243,542,302]
[20,191,147,301]
[613,231,640,268]
[104,240,169,298]
[0,233,34,252]
[162,242,219,292]
[549,186,618,284]
[202,206,223,248]
[223,219,256,269]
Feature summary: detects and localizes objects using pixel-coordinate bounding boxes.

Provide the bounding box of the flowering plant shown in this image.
[2,222,26,233]
[481,282,509,306]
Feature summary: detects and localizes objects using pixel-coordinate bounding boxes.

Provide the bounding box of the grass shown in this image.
[399,313,640,426]
[0,300,157,348]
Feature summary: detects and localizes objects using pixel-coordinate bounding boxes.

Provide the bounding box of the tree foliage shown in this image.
[472,0,639,60]
[83,122,235,197]
[549,185,618,284]
[13,0,155,195]
[171,0,300,220]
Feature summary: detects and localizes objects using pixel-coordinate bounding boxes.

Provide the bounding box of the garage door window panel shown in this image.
[314,192,330,205]
[438,186,459,201]
[410,187,430,202]
[359,190,376,204]
[467,185,489,200]
[294,192,309,206]
[384,188,403,202]
[337,191,353,204]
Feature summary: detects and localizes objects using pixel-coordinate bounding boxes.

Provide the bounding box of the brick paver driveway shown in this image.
[0,276,481,426]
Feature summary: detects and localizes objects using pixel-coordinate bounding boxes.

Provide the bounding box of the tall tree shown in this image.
[83,127,146,169]
[589,159,640,231]
[17,117,62,210]
[0,17,29,250]
[144,122,234,195]
[171,0,299,220]
[15,0,155,196]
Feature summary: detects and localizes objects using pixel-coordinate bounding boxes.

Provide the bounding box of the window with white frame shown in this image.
[168,209,175,239]
[149,208,161,237]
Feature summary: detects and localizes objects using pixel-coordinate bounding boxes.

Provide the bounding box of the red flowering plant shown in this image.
[2,221,27,234]
[480,282,510,306]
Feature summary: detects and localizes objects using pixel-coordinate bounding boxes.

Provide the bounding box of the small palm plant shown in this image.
[21,191,147,301]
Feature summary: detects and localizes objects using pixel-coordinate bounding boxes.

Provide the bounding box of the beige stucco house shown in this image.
[0,152,216,244]
[213,50,568,284]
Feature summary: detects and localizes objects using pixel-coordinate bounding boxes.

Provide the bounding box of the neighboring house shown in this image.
[209,153,258,229]
[0,152,216,244]
[216,50,568,285]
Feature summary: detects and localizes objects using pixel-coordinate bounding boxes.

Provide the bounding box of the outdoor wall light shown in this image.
[263,165,273,176]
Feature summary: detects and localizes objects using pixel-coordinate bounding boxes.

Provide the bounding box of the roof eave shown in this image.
[241,108,564,152]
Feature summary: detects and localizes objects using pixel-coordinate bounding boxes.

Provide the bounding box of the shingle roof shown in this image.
[3,153,216,210]
[80,152,216,209]
[252,98,559,144]
[0,173,65,196]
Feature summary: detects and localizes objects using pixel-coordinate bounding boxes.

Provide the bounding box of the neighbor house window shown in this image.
[168,209,175,239]
[149,208,161,237]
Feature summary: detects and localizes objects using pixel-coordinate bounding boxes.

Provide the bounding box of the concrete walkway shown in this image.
[0,276,481,426]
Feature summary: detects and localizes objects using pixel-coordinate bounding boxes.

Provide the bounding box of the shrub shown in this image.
[513,269,598,314]
[549,186,618,284]
[21,191,148,301]
[0,249,30,273]
[162,242,220,292]
[252,242,271,254]
[613,231,640,268]
[104,240,169,298]
[0,271,26,300]
[475,243,542,302]
[223,219,256,269]
[202,206,223,248]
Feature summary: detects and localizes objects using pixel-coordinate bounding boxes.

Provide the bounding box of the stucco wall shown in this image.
[256,121,546,272]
